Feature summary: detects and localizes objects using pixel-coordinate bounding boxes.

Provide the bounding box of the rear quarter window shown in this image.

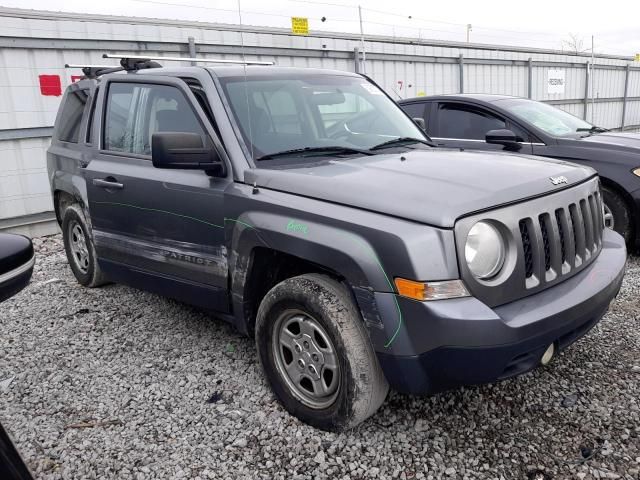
[56,89,89,143]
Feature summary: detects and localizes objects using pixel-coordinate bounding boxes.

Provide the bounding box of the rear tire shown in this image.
[602,186,633,244]
[62,204,108,287]
[255,273,388,431]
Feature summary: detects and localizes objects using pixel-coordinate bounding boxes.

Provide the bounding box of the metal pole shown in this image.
[591,35,595,123]
[358,5,366,74]
[459,54,464,94]
[466,24,472,43]
[188,36,197,66]
[354,47,360,74]
[583,61,590,120]
[527,57,533,99]
[621,63,630,131]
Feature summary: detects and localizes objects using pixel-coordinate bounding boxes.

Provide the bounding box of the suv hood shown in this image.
[578,131,640,152]
[245,149,595,227]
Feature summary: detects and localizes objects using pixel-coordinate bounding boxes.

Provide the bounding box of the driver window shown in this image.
[437,103,506,140]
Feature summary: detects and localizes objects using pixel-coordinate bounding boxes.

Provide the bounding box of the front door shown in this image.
[84,76,231,311]
[431,102,533,154]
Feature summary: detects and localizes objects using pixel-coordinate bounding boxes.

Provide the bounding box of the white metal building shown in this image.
[1,7,639,235]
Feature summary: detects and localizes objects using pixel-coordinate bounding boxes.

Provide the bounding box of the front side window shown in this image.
[496,98,593,137]
[104,83,206,156]
[436,103,506,140]
[57,89,89,143]
[219,74,426,161]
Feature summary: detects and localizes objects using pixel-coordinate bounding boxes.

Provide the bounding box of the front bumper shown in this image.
[375,228,627,395]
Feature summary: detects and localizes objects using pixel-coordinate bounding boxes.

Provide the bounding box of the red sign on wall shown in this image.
[38,75,62,96]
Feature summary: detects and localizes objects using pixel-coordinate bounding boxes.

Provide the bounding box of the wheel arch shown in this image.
[599,176,637,238]
[227,217,392,338]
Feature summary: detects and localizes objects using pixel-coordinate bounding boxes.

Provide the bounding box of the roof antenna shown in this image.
[237,0,255,163]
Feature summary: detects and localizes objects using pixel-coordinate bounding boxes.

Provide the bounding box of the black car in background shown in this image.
[0,233,34,303]
[399,94,640,246]
[0,232,35,480]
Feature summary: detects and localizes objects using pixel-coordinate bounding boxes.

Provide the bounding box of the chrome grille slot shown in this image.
[554,209,567,265]
[519,219,534,278]
[588,194,601,245]
[569,203,586,264]
[538,214,552,272]
[580,198,595,255]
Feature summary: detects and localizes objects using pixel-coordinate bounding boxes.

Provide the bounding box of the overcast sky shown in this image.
[1,0,639,56]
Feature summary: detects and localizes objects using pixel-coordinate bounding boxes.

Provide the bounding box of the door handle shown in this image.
[92,178,124,190]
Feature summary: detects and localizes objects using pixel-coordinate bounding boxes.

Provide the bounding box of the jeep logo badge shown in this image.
[550,176,569,185]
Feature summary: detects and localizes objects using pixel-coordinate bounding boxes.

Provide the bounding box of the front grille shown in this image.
[518,190,604,287]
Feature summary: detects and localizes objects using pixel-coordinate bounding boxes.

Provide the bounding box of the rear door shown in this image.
[84,75,232,311]
[431,101,533,154]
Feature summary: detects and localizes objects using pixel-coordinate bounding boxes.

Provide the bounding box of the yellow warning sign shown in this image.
[635,53,640,62]
[291,17,309,35]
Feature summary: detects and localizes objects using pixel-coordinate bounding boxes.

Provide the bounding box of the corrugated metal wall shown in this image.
[1,7,639,232]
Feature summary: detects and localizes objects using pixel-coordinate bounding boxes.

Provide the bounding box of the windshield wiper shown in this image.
[370,137,434,150]
[576,126,609,133]
[256,146,374,161]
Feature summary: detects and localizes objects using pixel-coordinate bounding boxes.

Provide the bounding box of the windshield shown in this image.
[496,98,593,137]
[218,73,427,161]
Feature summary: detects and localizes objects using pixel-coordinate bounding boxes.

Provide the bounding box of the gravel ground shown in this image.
[1,235,639,480]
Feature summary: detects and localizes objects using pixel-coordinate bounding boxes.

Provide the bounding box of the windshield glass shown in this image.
[218,73,427,161]
[497,98,593,137]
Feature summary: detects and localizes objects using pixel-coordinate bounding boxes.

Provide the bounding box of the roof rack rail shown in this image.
[103,53,274,65]
[65,57,163,78]
[64,64,123,78]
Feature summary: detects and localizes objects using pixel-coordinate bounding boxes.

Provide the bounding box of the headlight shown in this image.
[633,167,640,177]
[465,221,506,279]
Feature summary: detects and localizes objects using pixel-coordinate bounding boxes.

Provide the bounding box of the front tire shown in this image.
[255,274,388,431]
[602,186,633,244]
[62,204,107,287]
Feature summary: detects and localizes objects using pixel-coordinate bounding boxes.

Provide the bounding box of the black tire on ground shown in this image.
[602,186,633,244]
[255,273,389,432]
[61,204,108,287]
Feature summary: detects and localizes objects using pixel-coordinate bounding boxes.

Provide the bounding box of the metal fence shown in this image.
[1,7,639,234]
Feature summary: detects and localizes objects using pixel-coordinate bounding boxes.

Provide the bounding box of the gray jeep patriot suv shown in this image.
[48,57,627,431]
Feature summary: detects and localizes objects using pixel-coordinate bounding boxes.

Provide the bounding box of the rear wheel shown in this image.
[62,204,108,287]
[255,273,388,431]
[602,186,633,244]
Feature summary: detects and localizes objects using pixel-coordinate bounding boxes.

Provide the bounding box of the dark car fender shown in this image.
[227,211,392,333]
[224,185,459,351]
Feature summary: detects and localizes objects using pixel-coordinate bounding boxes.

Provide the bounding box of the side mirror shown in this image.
[152,132,225,176]
[485,129,521,150]
[413,117,426,130]
[0,233,34,303]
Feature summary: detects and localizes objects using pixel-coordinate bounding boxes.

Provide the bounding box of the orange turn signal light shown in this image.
[394,278,471,301]
[394,278,426,301]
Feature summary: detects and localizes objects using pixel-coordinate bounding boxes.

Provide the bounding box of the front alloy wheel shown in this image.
[272,309,340,409]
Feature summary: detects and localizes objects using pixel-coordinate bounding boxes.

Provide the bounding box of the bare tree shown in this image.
[561,33,590,54]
